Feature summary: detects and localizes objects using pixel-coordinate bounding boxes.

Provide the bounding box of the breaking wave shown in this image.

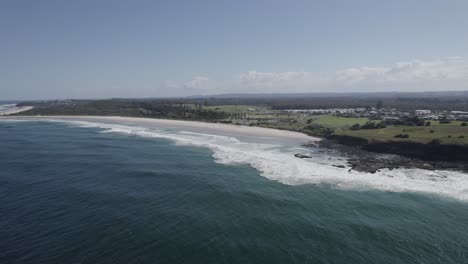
[6,118,468,201]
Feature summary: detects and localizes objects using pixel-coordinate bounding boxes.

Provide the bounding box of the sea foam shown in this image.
[4,118,468,201]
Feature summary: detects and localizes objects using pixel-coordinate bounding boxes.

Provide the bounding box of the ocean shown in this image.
[1,117,468,264]
[0,103,17,112]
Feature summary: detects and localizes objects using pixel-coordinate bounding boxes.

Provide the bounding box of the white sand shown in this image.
[4,115,468,201]
[0,106,34,116]
[0,115,320,142]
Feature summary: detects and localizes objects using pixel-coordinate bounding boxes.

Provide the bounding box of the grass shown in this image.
[191,109,468,145]
[426,120,465,126]
[205,105,260,113]
[308,115,468,144]
[313,116,369,128]
[335,124,468,144]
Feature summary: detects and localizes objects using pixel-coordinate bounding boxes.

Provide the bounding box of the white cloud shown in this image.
[183,76,209,90]
[164,57,468,96]
[336,57,468,83]
[240,70,307,84]
[164,76,211,93]
[236,57,468,92]
[238,70,326,92]
[335,67,387,83]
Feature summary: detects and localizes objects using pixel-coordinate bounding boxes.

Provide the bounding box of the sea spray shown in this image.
[20,117,466,202]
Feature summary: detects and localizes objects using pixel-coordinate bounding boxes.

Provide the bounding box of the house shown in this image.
[423,115,439,120]
[450,111,468,116]
[415,110,431,116]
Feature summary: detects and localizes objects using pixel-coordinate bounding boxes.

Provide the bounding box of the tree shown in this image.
[376,121,387,129]
[425,121,431,126]
[376,100,383,110]
[350,123,361,130]
[361,122,376,129]
[439,118,451,124]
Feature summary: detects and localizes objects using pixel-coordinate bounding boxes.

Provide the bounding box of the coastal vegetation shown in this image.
[16,97,468,145]
[14,95,468,164]
[10,95,468,171]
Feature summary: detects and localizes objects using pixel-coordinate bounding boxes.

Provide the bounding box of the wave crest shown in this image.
[6,118,468,201]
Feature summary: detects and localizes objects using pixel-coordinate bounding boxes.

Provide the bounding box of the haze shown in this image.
[1,0,468,100]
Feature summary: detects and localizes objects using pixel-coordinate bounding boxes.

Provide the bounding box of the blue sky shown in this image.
[1,0,468,100]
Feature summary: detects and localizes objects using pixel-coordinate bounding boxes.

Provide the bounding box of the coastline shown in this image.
[2,114,467,174]
[316,137,468,173]
[0,115,321,142]
[0,106,33,116]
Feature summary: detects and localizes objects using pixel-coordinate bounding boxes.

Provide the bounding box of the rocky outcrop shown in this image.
[327,135,369,146]
[363,141,468,162]
[314,138,468,173]
[327,135,468,162]
[294,153,312,159]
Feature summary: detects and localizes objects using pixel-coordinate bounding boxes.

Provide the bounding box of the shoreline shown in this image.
[315,138,468,173]
[0,106,33,116]
[0,115,321,142]
[3,114,467,174]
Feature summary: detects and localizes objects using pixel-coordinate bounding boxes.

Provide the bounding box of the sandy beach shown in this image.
[0,115,320,142]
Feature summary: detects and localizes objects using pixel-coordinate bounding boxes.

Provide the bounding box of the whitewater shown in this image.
[2,115,468,201]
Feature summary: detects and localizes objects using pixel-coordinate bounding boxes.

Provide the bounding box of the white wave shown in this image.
[4,118,468,201]
[0,104,16,112]
[0,105,33,115]
[0,104,16,109]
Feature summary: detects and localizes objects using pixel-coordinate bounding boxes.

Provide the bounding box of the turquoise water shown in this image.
[1,120,468,263]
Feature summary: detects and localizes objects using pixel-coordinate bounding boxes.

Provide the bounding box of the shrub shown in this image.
[462,122,467,127]
[375,121,387,129]
[321,128,334,137]
[459,135,465,138]
[405,116,425,126]
[361,122,376,129]
[350,123,361,130]
[429,139,441,145]
[439,119,451,124]
[385,116,423,126]
[429,130,435,133]
[425,121,431,126]
[448,135,452,138]
[304,124,323,132]
[394,133,409,138]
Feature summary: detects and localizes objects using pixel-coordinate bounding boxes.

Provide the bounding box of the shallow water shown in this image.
[1,120,468,263]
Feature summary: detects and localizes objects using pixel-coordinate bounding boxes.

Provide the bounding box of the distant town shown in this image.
[284,107,468,121]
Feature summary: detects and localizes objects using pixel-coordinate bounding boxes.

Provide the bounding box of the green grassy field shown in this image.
[335,126,468,144]
[206,107,468,145]
[313,116,369,128]
[205,105,256,113]
[426,120,465,126]
[313,116,468,144]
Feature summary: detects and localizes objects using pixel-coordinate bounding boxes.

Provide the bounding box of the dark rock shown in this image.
[316,138,468,174]
[294,153,311,159]
[333,165,346,168]
[363,141,468,162]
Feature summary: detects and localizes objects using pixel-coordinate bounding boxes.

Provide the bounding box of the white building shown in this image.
[450,111,468,116]
[415,110,431,116]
